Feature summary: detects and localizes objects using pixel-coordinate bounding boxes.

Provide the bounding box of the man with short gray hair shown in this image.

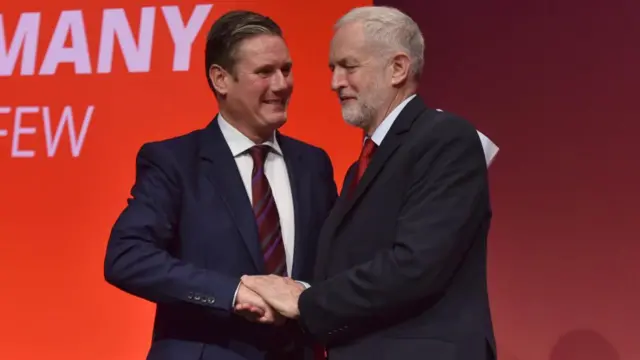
[241,6,498,360]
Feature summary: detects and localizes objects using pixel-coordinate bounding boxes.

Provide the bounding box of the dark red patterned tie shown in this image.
[349,138,377,196]
[249,145,286,275]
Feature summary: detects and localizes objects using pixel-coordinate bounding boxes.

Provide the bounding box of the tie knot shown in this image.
[249,145,271,167]
[360,138,377,160]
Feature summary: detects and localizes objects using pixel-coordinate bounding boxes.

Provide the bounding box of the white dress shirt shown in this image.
[370,94,499,166]
[217,114,296,276]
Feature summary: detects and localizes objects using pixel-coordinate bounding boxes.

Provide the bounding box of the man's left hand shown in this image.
[241,274,304,319]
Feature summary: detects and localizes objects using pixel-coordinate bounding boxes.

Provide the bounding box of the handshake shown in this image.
[233,274,306,325]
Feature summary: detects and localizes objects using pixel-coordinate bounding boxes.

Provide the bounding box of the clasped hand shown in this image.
[233,274,304,325]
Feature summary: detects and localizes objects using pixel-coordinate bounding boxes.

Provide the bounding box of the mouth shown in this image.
[339,96,356,104]
[263,99,287,107]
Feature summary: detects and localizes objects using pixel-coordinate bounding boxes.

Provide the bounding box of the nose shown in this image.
[331,68,347,92]
[271,70,289,93]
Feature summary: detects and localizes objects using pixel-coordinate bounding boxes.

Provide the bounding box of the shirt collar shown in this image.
[368,94,416,145]
[217,113,282,157]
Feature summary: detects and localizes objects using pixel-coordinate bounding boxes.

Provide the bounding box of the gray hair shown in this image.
[335,6,424,80]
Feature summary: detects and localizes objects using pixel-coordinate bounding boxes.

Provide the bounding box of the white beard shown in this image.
[340,91,384,130]
[341,101,375,128]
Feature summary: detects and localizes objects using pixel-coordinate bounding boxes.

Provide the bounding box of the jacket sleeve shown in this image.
[104,143,239,313]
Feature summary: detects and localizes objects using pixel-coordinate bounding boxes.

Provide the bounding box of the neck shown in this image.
[219,108,273,144]
[364,87,415,137]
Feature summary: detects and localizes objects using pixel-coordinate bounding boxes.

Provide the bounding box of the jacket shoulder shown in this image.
[279,133,330,159]
[132,128,208,181]
[415,108,479,139]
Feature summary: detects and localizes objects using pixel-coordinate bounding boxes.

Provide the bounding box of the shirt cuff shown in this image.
[231,281,241,308]
[296,280,311,289]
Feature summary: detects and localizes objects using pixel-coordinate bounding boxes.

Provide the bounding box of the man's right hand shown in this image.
[234,283,285,325]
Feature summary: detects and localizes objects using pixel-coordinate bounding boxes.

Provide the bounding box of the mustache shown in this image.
[338,93,357,100]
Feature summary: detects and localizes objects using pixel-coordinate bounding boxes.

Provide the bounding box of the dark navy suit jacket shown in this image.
[104,117,337,360]
[298,97,495,360]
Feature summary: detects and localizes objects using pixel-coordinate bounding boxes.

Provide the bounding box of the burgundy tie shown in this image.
[249,145,286,275]
[349,138,377,195]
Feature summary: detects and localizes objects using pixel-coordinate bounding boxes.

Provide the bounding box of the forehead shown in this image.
[234,34,291,67]
[329,22,371,62]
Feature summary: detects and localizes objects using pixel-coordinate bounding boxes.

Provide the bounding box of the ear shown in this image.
[389,52,411,86]
[209,64,230,95]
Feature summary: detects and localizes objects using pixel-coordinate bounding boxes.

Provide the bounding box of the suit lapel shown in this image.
[314,162,355,279]
[339,163,357,199]
[278,134,311,279]
[344,134,402,209]
[198,118,264,272]
[316,97,428,278]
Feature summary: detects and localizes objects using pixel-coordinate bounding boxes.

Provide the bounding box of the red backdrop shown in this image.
[0,1,367,358]
[2,0,637,359]
[375,0,640,359]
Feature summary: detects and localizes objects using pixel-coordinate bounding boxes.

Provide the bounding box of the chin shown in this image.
[342,110,366,128]
[262,113,287,129]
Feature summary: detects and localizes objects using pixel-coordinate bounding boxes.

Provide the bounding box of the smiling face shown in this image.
[329,21,394,132]
[211,34,293,141]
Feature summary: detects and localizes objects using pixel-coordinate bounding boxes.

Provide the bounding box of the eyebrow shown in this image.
[255,61,293,72]
[329,57,359,68]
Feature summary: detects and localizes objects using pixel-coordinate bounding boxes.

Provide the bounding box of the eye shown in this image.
[281,64,292,76]
[256,69,273,77]
[341,65,358,74]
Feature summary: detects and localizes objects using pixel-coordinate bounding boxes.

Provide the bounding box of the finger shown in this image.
[243,281,269,296]
[248,306,264,314]
[235,303,249,310]
[244,275,273,286]
[240,276,262,289]
[237,309,264,322]
[237,303,258,310]
[235,304,265,316]
[247,306,265,315]
[236,303,257,312]
[241,274,268,283]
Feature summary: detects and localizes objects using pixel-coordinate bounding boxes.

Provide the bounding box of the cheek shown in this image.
[243,87,267,108]
[239,77,269,99]
[363,74,386,98]
[344,77,361,95]
[346,72,375,95]
[349,82,373,102]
